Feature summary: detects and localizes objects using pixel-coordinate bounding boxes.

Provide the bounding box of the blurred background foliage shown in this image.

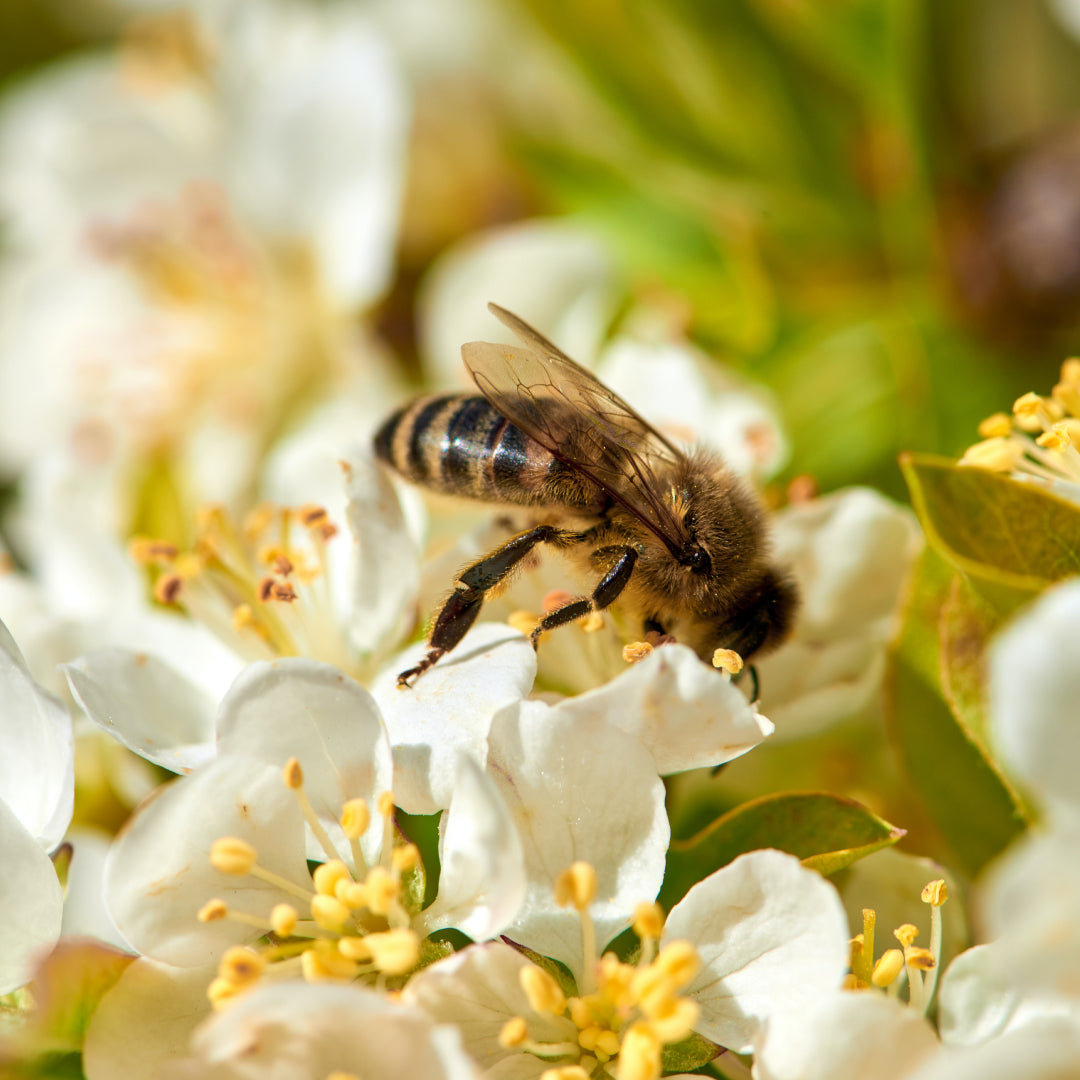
[6,0,1080,499]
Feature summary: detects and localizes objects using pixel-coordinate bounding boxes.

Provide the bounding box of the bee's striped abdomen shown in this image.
[373,394,565,506]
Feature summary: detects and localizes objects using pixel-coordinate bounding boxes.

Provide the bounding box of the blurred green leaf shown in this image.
[886,547,1029,878]
[659,791,903,909]
[901,453,1080,591]
[661,1031,721,1073]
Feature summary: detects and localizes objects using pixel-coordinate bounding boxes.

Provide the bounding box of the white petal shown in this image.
[489,701,669,980]
[405,942,571,1077]
[60,826,127,949]
[0,798,63,994]
[64,649,217,774]
[555,643,773,773]
[105,756,308,967]
[419,221,617,387]
[989,579,1080,819]
[663,849,850,1053]
[216,659,392,864]
[212,1,408,307]
[754,991,938,1080]
[343,450,422,657]
[0,619,73,849]
[83,959,214,1080]
[180,980,481,1080]
[418,755,526,941]
[372,622,536,815]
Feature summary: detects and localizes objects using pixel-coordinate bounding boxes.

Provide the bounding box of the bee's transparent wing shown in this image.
[463,304,691,552]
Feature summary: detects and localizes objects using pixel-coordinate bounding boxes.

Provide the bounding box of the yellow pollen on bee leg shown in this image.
[712,648,743,675]
[622,641,654,664]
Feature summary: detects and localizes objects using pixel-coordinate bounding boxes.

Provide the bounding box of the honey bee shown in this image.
[374,303,798,686]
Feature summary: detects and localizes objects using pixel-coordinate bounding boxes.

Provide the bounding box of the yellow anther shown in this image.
[842,973,866,990]
[508,610,540,636]
[270,903,298,937]
[1037,422,1075,451]
[340,799,371,839]
[337,936,373,961]
[618,1022,662,1080]
[499,1016,529,1049]
[1053,381,1080,418]
[326,1073,362,1080]
[377,791,396,818]
[242,503,276,540]
[520,965,567,1016]
[310,894,351,930]
[209,837,257,875]
[1063,358,1080,385]
[712,648,743,674]
[392,844,421,873]
[197,899,228,923]
[363,866,399,916]
[580,611,605,633]
[633,902,664,941]
[906,947,937,971]
[577,1025,605,1051]
[299,504,329,527]
[871,948,905,988]
[554,862,598,911]
[364,928,420,975]
[894,924,919,948]
[568,997,592,1029]
[312,859,350,897]
[272,554,294,577]
[282,757,304,790]
[593,1028,620,1058]
[646,996,700,1043]
[1013,391,1043,419]
[922,879,948,907]
[336,880,367,908]
[541,1067,590,1080]
[655,940,701,989]
[977,412,1013,438]
[174,552,202,578]
[153,573,184,605]
[301,943,359,983]
[218,945,266,987]
[129,537,179,566]
[271,581,297,603]
[206,976,243,1008]
[958,437,1022,472]
[232,604,256,632]
[622,641,654,664]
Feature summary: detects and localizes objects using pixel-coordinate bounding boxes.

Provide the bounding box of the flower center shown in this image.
[199,759,423,1008]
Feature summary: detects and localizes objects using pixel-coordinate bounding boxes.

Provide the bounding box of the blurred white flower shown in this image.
[0,619,74,993]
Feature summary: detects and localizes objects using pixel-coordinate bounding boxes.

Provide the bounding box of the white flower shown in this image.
[0,618,74,992]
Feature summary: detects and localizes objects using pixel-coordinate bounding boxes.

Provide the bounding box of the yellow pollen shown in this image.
[871,948,905,988]
[922,879,948,906]
[129,536,179,565]
[232,604,255,632]
[377,792,396,819]
[499,1017,529,1049]
[270,903,298,937]
[654,940,701,989]
[508,610,540,636]
[1036,423,1075,451]
[257,577,276,603]
[197,899,228,923]
[618,1022,662,1080]
[958,437,1022,472]
[301,942,359,983]
[364,928,420,975]
[299,505,329,527]
[568,997,592,1029]
[894,924,919,948]
[340,799,371,839]
[218,945,266,987]
[1013,391,1043,419]
[712,647,743,674]
[1052,382,1080,418]
[174,552,202,577]
[906,947,936,971]
[282,757,304,790]
[206,976,243,1009]
[554,863,598,910]
[310,894,351,930]
[622,641,654,664]
[1063,358,1080,384]
[271,581,298,603]
[977,412,1013,438]
[210,837,257,875]
[273,554,295,577]
[633,902,664,940]
[392,844,421,873]
[327,1073,362,1080]
[580,610,605,633]
[363,867,399,917]
[540,1069,590,1080]
[646,996,700,1043]
[337,936,372,962]
[154,573,184,605]
[520,965,567,1016]
[312,860,351,897]
[336,881,367,908]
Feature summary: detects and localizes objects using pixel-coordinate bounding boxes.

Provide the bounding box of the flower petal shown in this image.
[105,756,308,967]
[417,755,525,941]
[372,622,536,815]
[64,649,217,774]
[0,797,63,994]
[489,701,669,980]
[0,618,73,848]
[61,827,127,950]
[216,658,392,864]
[663,849,850,1053]
[555,643,773,773]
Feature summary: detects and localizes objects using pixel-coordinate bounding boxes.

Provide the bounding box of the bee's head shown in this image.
[713,566,799,661]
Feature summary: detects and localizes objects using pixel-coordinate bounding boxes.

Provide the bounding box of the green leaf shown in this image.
[900,453,1080,592]
[659,791,903,909]
[885,547,1029,878]
[661,1030,721,1073]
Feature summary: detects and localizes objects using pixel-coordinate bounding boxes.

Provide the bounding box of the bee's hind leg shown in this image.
[529,546,638,647]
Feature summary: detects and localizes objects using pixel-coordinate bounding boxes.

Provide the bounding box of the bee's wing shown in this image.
[463,304,692,552]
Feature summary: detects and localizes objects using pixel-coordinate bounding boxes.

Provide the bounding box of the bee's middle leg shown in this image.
[397,524,582,687]
[529,545,638,646]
